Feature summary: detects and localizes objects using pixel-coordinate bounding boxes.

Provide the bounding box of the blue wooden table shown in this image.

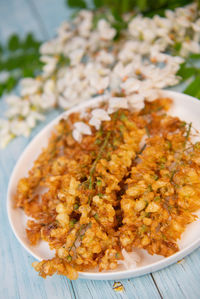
[1,1,200,298]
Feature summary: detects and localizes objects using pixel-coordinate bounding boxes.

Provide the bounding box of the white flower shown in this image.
[112,61,136,80]
[176,16,191,28]
[77,10,93,38]
[69,48,85,66]
[72,122,92,143]
[127,93,145,111]
[36,78,57,110]
[43,79,56,94]
[85,62,110,77]
[63,36,87,54]
[40,93,56,109]
[150,50,169,63]
[58,95,69,109]
[153,15,172,33]
[192,19,200,32]
[26,111,45,128]
[96,50,115,65]
[142,88,159,102]
[89,75,109,92]
[10,119,30,137]
[109,73,121,91]
[121,78,142,94]
[97,19,116,40]
[40,55,58,75]
[0,118,10,135]
[89,109,111,129]
[6,95,21,105]
[129,16,157,42]
[5,97,30,118]
[40,39,61,55]
[108,97,128,114]
[118,42,141,63]
[117,249,140,269]
[0,130,13,148]
[2,3,200,148]
[165,9,175,20]
[20,78,41,96]
[57,21,73,41]
[180,40,200,57]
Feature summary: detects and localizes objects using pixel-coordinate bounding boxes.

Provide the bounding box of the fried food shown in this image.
[14,98,200,279]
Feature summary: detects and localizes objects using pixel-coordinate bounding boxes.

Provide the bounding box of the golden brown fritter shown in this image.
[14,98,200,279]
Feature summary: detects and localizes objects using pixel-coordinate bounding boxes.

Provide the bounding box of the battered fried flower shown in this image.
[15,98,200,279]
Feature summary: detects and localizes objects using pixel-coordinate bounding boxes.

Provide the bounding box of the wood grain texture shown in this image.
[29,0,73,38]
[1,0,200,298]
[71,277,161,299]
[0,0,45,42]
[0,108,160,299]
[152,249,200,298]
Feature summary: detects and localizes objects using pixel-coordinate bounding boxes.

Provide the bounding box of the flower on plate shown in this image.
[89,109,111,129]
[1,3,200,148]
[72,122,92,142]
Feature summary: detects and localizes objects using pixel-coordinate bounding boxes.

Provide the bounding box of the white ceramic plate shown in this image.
[7,90,200,280]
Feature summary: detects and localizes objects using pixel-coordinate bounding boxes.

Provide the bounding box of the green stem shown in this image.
[184,122,192,146]
[68,224,86,253]
[88,131,111,191]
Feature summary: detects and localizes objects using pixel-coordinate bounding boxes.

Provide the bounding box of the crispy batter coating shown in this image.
[15,98,200,279]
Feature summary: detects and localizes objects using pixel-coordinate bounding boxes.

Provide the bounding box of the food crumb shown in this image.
[177,259,185,265]
[113,281,125,292]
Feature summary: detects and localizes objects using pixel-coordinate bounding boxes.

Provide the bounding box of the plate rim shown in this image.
[7,90,200,280]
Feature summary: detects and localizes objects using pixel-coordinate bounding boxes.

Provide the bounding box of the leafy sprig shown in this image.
[88,130,111,191]
[67,0,197,38]
[67,0,200,100]
[0,33,42,97]
[67,0,196,17]
[177,54,200,98]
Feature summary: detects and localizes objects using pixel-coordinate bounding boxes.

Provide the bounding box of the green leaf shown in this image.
[8,34,20,51]
[94,0,103,8]
[137,0,148,12]
[121,0,131,14]
[66,0,195,18]
[174,42,182,52]
[0,44,3,54]
[177,63,197,80]
[196,89,200,99]
[184,75,200,98]
[58,54,70,67]
[23,33,40,50]
[0,32,42,98]
[189,53,200,60]
[23,69,34,77]
[5,76,17,92]
[0,83,5,97]
[67,0,87,9]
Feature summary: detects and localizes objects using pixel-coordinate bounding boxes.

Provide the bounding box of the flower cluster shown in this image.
[0,3,200,148]
[72,93,157,142]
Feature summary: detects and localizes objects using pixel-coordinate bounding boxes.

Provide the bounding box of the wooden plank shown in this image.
[1,1,200,298]
[26,0,49,39]
[0,0,45,42]
[19,3,162,298]
[71,276,161,299]
[152,249,200,298]
[28,0,73,38]
[0,109,160,299]
[0,110,74,299]
[0,2,69,296]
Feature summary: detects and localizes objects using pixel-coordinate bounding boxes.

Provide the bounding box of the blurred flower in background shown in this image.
[0,0,200,148]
